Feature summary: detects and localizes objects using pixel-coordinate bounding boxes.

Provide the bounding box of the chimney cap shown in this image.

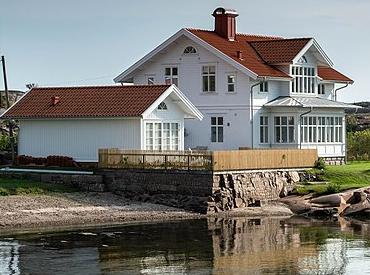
[212,7,238,17]
[51,96,61,106]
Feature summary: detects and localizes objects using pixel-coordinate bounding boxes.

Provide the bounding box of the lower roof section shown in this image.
[264,96,359,109]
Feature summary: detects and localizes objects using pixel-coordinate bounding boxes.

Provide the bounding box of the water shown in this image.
[1,217,370,274]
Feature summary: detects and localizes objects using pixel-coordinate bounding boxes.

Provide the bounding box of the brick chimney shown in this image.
[51,96,60,106]
[212,7,238,41]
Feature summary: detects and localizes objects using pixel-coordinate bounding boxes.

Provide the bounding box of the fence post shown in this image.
[187,155,190,171]
[142,154,145,169]
[164,155,167,170]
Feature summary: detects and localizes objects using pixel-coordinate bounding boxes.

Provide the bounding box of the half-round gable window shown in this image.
[298,56,308,63]
[183,46,197,54]
[157,102,168,110]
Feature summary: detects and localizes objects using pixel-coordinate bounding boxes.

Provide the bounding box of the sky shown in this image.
[0,0,369,103]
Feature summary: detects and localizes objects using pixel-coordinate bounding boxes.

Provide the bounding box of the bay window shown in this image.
[274,116,295,143]
[301,116,343,143]
[145,122,180,150]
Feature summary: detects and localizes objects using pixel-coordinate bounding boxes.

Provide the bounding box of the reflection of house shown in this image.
[1,85,202,161]
[114,7,358,159]
[0,241,20,275]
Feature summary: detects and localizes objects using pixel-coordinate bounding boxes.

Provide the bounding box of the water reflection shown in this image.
[0,217,370,274]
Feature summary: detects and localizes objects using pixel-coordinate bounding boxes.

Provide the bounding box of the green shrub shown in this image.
[314,158,326,170]
[325,182,341,194]
[347,129,370,161]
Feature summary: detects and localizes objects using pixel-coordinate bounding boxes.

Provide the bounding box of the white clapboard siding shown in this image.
[18,119,141,162]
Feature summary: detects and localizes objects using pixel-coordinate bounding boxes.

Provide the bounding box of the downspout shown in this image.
[299,106,313,149]
[250,78,265,149]
[334,83,349,101]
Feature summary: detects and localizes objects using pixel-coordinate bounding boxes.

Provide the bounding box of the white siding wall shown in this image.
[131,36,252,150]
[18,119,141,162]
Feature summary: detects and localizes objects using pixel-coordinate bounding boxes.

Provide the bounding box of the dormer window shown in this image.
[157,102,167,110]
[183,46,197,54]
[291,66,315,93]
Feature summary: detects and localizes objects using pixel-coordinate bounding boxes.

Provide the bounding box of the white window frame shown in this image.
[291,65,316,94]
[300,115,343,144]
[318,84,325,95]
[164,67,178,86]
[202,65,216,93]
[211,116,223,143]
[146,75,155,85]
[226,73,236,93]
[259,116,269,144]
[259,81,268,93]
[144,121,181,151]
[274,116,295,143]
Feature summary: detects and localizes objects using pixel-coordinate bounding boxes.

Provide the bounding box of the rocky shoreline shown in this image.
[280,187,370,218]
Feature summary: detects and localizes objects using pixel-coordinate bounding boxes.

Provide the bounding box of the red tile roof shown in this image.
[318,66,353,83]
[249,38,311,64]
[188,29,290,78]
[2,85,170,119]
[187,29,352,82]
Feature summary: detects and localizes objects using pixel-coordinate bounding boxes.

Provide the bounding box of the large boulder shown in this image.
[310,194,342,207]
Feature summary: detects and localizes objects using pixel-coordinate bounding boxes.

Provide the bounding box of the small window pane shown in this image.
[165,68,171,76]
[218,117,223,125]
[172,67,178,75]
[210,76,216,91]
[211,117,216,125]
[209,66,216,74]
[218,127,223,142]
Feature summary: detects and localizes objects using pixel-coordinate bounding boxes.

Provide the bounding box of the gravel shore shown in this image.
[0,192,293,234]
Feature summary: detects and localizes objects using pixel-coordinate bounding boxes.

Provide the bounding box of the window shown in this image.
[147,76,155,85]
[227,74,236,92]
[259,116,269,143]
[298,56,308,63]
[145,122,180,150]
[165,67,178,86]
[291,66,316,93]
[318,84,325,95]
[259,82,268,93]
[301,116,343,143]
[274,116,295,143]
[211,117,223,142]
[183,46,197,54]
[202,65,216,92]
[157,102,167,110]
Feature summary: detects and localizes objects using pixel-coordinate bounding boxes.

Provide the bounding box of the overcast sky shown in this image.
[1,0,369,102]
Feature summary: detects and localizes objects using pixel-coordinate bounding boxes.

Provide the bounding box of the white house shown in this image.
[1,84,203,162]
[114,7,358,160]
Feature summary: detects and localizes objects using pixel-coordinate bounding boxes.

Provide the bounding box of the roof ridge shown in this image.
[32,84,171,90]
[249,37,312,43]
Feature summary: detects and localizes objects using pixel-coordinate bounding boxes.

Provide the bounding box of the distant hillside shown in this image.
[346,101,370,131]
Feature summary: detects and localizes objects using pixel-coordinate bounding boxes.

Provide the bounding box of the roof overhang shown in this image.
[114,28,260,83]
[142,84,203,120]
[264,96,360,109]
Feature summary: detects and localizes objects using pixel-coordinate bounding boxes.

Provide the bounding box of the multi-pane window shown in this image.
[145,122,180,150]
[274,116,295,143]
[211,117,223,142]
[202,65,216,92]
[165,67,178,86]
[259,116,269,143]
[227,74,236,92]
[301,116,343,143]
[259,82,268,92]
[291,66,316,93]
[318,84,325,95]
[157,102,167,110]
[183,46,197,54]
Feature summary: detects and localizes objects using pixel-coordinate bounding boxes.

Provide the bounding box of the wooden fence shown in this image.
[98,149,213,171]
[212,149,318,171]
[98,148,318,171]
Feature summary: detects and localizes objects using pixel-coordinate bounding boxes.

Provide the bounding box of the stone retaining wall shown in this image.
[98,169,302,213]
[0,171,105,192]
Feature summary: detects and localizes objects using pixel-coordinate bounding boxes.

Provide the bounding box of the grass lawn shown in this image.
[0,177,78,196]
[297,161,370,196]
